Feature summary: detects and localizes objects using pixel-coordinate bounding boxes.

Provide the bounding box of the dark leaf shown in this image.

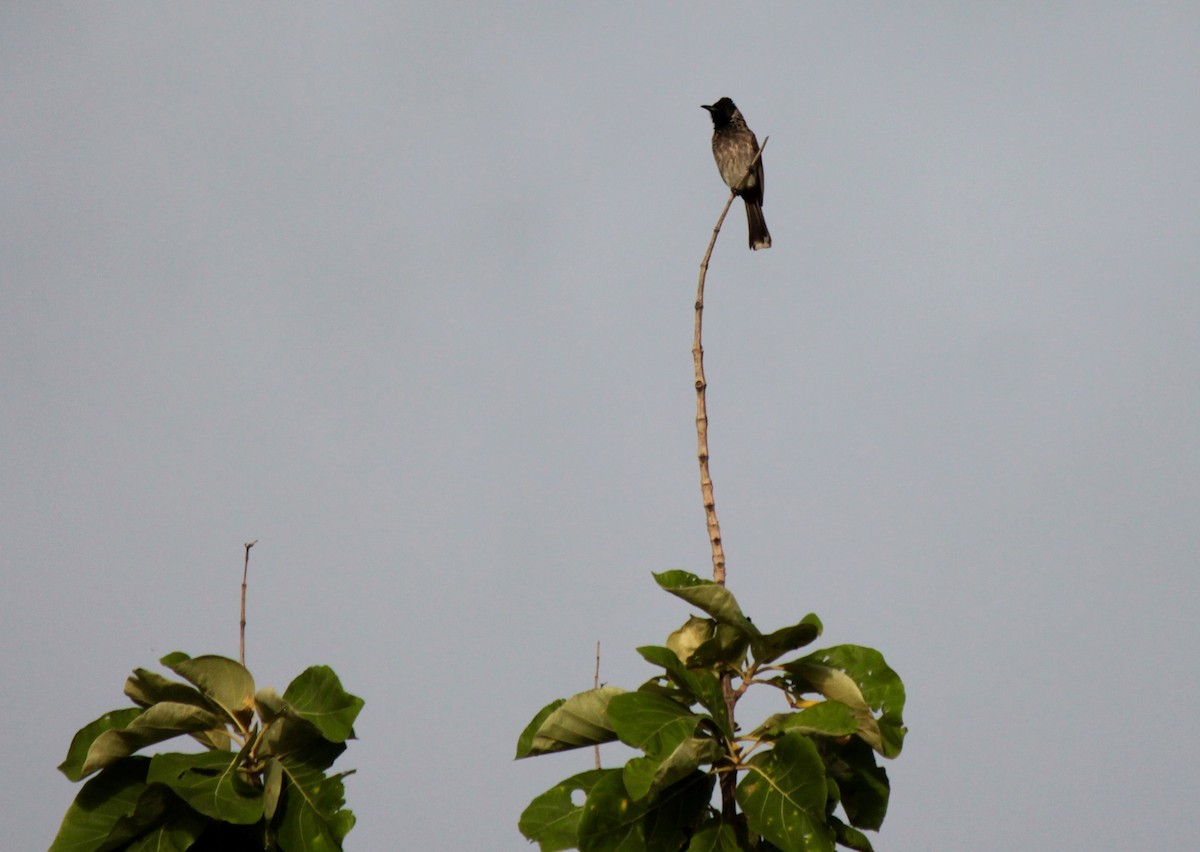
[518,769,609,852]
[147,744,264,825]
[750,614,823,665]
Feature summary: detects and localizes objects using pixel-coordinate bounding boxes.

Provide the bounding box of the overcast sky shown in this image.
[3,4,1198,849]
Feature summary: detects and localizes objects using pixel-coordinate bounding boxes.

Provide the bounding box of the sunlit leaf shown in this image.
[749,701,858,740]
[666,615,715,663]
[516,698,566,759]
[783,646,906,757]
[516,687,623,757]
[161,653,256,730]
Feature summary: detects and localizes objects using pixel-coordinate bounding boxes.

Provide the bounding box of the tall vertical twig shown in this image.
[240,540,257,666]
[593,641,602,770]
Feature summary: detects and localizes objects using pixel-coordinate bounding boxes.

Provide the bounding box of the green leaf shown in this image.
[666,615,715,663]
[161,653,256,730]
[689,621,751,668]
[147,746,264,824]
[829,814,875,851]
[280,666,364,744]
[122,809,207,852]
[783,646,906,758]
[263,714,329,760]
[263,756,284,820]
[74,702,229,779]
[823,737,890,831]
[750,614,823,665]
[577,770,646,852]
[125,668,218,711]
[49,758,200,851]
[639,772,714,850]
[685,820,741,851]
[125,668,232,748]
[515,698,565,759]
[637,646,731,738]
[518,769,608,851]
[737,732,834,852]
[623,736,723,802]
[515,686,623,757]
[576,768,711,852]
[275,739,356,851]
[652,571,760,637]
[609,691,712,799]
[57,708,142,781]
[749,701,858,740]
[255,686,288,724]
[608,691,699,754]
[49,758,151,852]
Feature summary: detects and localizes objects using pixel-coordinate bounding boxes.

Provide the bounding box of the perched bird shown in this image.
[702,97,771,250]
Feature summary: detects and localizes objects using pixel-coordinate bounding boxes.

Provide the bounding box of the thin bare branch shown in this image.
[240,540,257,666]
[594,641,602,770]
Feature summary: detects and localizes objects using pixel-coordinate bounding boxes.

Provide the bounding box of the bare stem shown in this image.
[240,540,257,666]
[594,641,602,770]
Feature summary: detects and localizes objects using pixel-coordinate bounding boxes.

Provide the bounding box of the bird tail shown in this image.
[745,200,771,250]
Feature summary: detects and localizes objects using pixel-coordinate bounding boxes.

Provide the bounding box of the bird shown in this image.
[701,97,771,250]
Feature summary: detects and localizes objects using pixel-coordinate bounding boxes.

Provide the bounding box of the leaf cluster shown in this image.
[516,572,906,851]
[50,653,363,852]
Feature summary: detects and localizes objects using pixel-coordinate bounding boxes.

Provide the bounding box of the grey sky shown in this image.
[3,4,1198,849]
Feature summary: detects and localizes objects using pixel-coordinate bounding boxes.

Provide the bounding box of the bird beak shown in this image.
[701,104,714,112]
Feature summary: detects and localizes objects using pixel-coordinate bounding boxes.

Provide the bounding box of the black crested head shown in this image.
[701,97,738,127]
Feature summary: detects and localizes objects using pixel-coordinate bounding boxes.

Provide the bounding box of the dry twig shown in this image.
[240,540,257,665]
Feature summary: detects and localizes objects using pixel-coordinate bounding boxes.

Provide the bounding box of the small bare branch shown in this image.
[240,540,257,666]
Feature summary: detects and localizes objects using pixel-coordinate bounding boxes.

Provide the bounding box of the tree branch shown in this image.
[240,540,257,665]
